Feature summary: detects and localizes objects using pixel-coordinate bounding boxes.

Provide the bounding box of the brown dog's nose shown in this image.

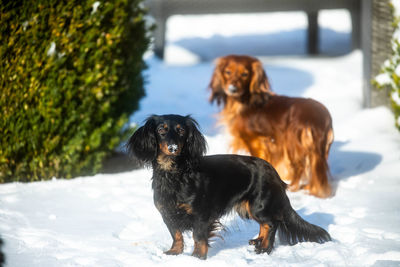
[228,84,238,93]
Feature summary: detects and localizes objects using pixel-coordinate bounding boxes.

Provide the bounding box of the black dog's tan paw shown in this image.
[192,240,208,260]
[192,251,207,260]
[248,238,262,247]
[164,248,183,256]
[254,245,273,255]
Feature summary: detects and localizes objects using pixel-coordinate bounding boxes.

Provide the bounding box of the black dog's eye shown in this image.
[157,126,168,136]
[176,127,185,136]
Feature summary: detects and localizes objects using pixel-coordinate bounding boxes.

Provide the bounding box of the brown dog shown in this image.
[209,55,333,198]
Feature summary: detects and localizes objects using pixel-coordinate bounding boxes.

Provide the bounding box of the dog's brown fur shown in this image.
[209,55,333,198]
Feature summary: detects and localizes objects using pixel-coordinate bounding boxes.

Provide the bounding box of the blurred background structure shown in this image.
[144,0,394,108]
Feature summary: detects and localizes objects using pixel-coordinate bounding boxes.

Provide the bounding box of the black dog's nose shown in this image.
[168,144,178,154]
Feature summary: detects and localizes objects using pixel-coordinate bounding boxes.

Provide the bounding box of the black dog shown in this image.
[127,114,331,259]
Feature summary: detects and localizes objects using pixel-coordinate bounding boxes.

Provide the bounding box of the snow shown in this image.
[392,90,400,106]
[91,1,100,14]
[393,0,400,18]
[46,42,56,57]
[2,10,400,267]
[392,1,400,44]
[375,72,392,86]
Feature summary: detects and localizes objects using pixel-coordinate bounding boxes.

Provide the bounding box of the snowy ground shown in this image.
[1,10,400,267]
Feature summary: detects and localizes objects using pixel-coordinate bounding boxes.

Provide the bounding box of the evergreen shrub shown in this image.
[0,0,149,182]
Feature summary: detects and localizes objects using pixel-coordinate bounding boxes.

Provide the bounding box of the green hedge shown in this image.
[374,2,400,131]
[0,0,150,182]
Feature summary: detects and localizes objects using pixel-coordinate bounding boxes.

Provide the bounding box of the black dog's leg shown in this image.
[164,227,184,255]
[158,209,184,255]
[249,200,278,254]
[192,222,210,260]
[254,223,277,254]
[249,224,264,247]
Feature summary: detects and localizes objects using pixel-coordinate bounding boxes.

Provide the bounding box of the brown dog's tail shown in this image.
[278,207,331,245]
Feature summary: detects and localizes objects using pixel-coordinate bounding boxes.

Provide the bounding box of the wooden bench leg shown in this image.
[153,17,166,59]
[307,11,319,54]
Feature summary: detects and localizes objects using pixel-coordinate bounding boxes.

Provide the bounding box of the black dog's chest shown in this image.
[152,172,195,229]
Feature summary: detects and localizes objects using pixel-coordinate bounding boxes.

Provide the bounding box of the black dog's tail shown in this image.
[278,207,331,245]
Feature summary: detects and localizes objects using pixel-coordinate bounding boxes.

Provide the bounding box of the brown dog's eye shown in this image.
[225,70,231,75]
[241,72,248,78]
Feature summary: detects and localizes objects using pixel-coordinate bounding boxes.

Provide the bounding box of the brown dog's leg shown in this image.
[164,230,184,255]
[304,128,333,198]
[306,154,332,198]
[287,159,305,193]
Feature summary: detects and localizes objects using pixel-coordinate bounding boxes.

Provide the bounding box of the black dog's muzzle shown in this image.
[167,144,179,154]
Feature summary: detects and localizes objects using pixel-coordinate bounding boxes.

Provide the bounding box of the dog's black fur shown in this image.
[127,114,331,259]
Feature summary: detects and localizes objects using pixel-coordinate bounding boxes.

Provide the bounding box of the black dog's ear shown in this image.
[184,116,207,159]
[126,116,158,163]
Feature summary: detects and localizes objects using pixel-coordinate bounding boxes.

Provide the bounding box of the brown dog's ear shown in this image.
[250,61,272,94]
[249,61,274,106]
[208,57,227,106]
